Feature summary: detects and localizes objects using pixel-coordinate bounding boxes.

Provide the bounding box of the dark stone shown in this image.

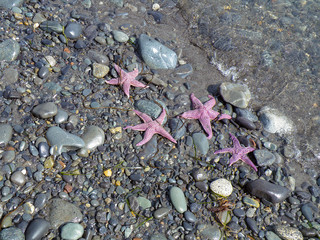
[38,142,49,158]
[233,208,245,218]
[245,179,291,203]
[301,203,314,221]
[300,227,318,237]
[235,116,256,130]
[147,11,164,23]
[245,217,258,234]
[74,39,86,49]
[25,218,50,240]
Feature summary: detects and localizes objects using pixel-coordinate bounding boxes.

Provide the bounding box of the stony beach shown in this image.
[0,0,319,240]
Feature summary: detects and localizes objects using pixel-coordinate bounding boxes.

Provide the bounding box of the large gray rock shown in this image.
[220,82,251,108]
[0,39,20,61]
[139,34,177,69]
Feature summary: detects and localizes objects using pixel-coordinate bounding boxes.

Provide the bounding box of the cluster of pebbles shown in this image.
[0,0,319,240]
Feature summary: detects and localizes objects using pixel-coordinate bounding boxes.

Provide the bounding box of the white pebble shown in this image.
[210,178,233,197]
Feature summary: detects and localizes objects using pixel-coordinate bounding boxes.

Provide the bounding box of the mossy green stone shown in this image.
[169,186,187,213]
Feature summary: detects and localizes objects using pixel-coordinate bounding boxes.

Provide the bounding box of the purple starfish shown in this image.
[214,133,257,171]
[105,64,148,98]
[179,93,231,139]
[124,108,177,146]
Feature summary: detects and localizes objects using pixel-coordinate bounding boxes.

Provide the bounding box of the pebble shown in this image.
[60,223,84,240]
[54,109,69,123]
[10,171,26,186]
[0,39,20,61]
[38,66,49,79]
[184,211,197,223]
[46,126,85,155]
[245,179,291,203]
[112,30,129,42]
[150,234,167,240]
[139,34,177,69]
[258,106,294,135]
[64,22,82,39]
[0,227,24,240]
[274,225,303,240]
[253,149,276,167]
[192,132,209,155]
[195,181,209,192]
[245,217,259,234]
[173,64,193,78]
[49,198,83,229]
[243,196,260,208]
[134,99,162,119]
[32,102,58,119]
[92,63,109,78]
[137,196,151,210]
[88,50,109,64]
[40,21,63,33]
[25,218,50,240]
[235,108,258,122]
[169,186,187,213]
[154,207,170,219]
[34,193,47,209]
[192,168,208,181]
[168,118,186,140]
[2,67,19,84]
[235,116,256,130]
[210,178,233,197]
[0,124,13,145]
[301,203,314,221]
[197,224,222,240]
[220,82,251,108]
[80,125,105,152]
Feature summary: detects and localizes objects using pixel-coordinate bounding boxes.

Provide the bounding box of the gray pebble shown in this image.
[112,30,129,42]
[11,171,26,186]
[169,186,187,213]
[38,66,49,79]
[154,207,170,219]
[192,132,209,155]
[184,211,197,223]
[60,223,84,240]
[25,218,50,240]
[32,102,58,119]
[246,217,258,234]
[0,39,20,61]
[134,99,162,119]
[38,142,49,158]
[64,22,82,39]
[34,193,47,209]
[0,124,13,145]
[40,21,63,33]
[220,82,251,108]
[192,168,208,181]
[253,149,275,167]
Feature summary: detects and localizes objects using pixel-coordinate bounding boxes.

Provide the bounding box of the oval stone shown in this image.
[169,186,187,213]
[210,178,233,197]
[64,22,82,39]
[0,39,20,61]
[60,223,84,240]
[25,218,50,240]
[154,207,170,219]
[0,123,13,145]
[80,125,105,151]
[32,102,58,119]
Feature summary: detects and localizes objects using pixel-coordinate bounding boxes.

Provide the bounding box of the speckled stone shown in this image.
[265,231,282,240]
[169,186,187,213]
[274,225,303,240]
[0,39,20,61]
[32,102,58,119]
[49,198,83,229]
[92,63,109,78]
[197,224,222,240]
[0,227,24,240]
[60,223,84,240]
[210,178,233,197]
[0,124,13,145]
[220,82,251,108]
[40,21,63,33]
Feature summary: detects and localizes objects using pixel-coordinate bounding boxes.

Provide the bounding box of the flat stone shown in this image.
[168,118,186,140]
[10,171,26,186]
[210,178,233,197]
[46,126,85,155]
[139,34,177,69]
[246,217,258,234]
[33,12,46,23]
[0,124,13,145]
[154,207,170,219]
[0,0,24,9]
[245,179,291,203]
[220,82,251,108]
[32,102,58,119]
[0,39,20,61]
[1,67,19,84]
[112,30,129,42]
[192,132,209,155]
[49,198,83,229]
[40,21,63,33]
[259,106,294,135]
[134,99,162,119]
[170,186,187,213]
[60,223,84,240]
[25,218,50,240]
[173,63,193,78]
[137,196,151,210]
[274,225,303,240]
[92,63,109,78]
[64,22,82,39]
[266,231,282,240]
[301,203,314,221]
[0,227,24,240]
[197,224,222,240]
[253,149,276,167]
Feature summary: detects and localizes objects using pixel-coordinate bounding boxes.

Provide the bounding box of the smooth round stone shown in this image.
[184,211,197,223]
[197,224,222,240]
[139,34,177,69]
[259,106,294,135]
[195,181,209,192]
[0,39,20,61]
[169,186,187,213]
[46,126,85,155]
[154,207,170,219]
[33,12,46,23]
[0,124,13,145]
[49,198,83,229]
[192,168,208,181]
[274,225,303,240]
[112,30,129,42]
[253,150,276,167]
[40,21,63,33]
[220,82,251,108]
[235,108,258,122]
[60,223,84,240]
[134,99,162,119]
[192,132,209,155]
[87,50,109,64]
[265,231,282,240]
[25,218,50,240]
[2,150,15,163]
[246,217,258,234]
[301,204,313,221]
[64,22,82,39]
[38,142,49,158]
[32,102,58,119]
[235,116,256,130]
[11,171,26,186]
[137,197,151,210]
[54,109,68,124]
[210,178,233,197]
[0,227,24,240]
[80,125,105,151]
[74,40,86,49]
[92,63,109,78]
[38,66,49,79]
[34,193,47,209]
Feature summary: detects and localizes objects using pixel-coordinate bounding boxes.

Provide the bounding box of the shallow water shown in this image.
[178,0,320,169]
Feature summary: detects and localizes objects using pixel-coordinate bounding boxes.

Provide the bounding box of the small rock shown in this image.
[10,171,26,186]
[92,63,109,78]
[192,168,208,182]
[60,223,84,240]
[134,99,162,119]
[265,231,282,240]
[40,21,63,33]
[64,22,82,39]
[246,217,259,234]
[0,124,13,145]
[253,150,276,167]
[32,102,58,119]
[170,186,187,213]
[220,82,251,108]
[154,207,170,219]
[112,30,129,42]
[192,132,209,155]
[0,39,20,61]
[210,178,233,197]
[197,224,222,240]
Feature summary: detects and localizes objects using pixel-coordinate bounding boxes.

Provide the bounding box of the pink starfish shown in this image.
[214,133,257,171]
[105,64,148,98]
[124,108,177,146]
[179,93,231,139]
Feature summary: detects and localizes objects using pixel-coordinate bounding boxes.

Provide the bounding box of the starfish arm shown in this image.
[204,95,217,109]
[199,114,213,139]
[130,79,148,88]
[217,113,232,120]
[155,126,177,144]
[156,108,167,125]
[207,109,220,120]
[180,109,201,119]
[133,110,153,123]
[229,154,241,165]
[122,81,131,98]
[123,123,149,131]
[106,78,121,85]
[136,128,156,146]
[190,93,204,109]
[113,64,122,74]
[229,133,242,149]
[242,147,255,155]
[214,148,235,154]
[126,68,139,78]
[241,155,258,171]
